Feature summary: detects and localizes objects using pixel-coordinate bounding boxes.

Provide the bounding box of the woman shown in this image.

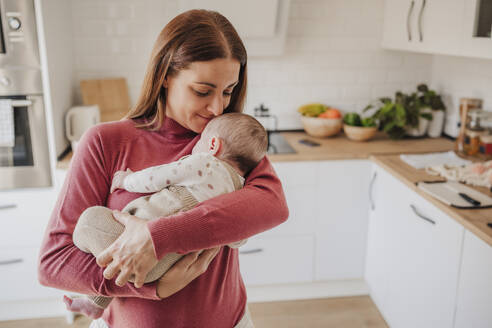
[38,9,288,328]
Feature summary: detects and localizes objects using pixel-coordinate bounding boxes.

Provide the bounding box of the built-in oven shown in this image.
[0,0,51,190]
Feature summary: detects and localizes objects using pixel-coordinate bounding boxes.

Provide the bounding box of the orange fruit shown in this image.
[319,108,341,119]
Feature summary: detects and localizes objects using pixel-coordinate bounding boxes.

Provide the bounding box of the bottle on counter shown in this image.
[455,98,484,156]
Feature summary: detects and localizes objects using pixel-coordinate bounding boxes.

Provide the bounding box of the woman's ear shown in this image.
[208,136,222,156]
[163,77,169,88]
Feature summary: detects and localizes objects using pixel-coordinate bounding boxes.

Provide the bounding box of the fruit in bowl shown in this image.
[342,112,378,142]
[298,104,342,138]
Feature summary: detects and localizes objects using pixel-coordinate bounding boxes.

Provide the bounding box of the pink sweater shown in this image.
[38,117,289,328]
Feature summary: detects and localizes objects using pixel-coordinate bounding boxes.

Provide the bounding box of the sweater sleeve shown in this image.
[37,125,160,300]
[147,156,289,258]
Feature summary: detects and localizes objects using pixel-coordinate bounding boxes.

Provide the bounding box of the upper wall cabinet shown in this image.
[178,0,290,56]
[462,0,492,59]
[382,0,466,56]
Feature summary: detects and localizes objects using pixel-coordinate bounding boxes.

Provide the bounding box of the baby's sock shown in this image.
[63,295,104,319]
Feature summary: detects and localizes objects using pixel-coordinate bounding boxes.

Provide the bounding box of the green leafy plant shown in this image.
[343,112,376,127]
[363,91,432,140]
[416,84,446,111]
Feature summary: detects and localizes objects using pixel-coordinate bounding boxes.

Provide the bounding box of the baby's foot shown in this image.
[63,295,104,319]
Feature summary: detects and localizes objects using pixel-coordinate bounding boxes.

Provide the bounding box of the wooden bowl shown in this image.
[301,116,342,138]
[343,124,378,141]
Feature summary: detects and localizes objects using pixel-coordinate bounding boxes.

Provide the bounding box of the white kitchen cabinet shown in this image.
[462,0,492,59]
[0,247,62,302]
[268,161,318,236]
[314,160,371,280]
[382,0,465,56]
[0,186,62,321]
[238,234,314,285]
[0,188,57,248]
[454,230,492,328]
[366,163,464,328]
[365,165,397,319]
[382,0,419,51]
[251,160,371,286]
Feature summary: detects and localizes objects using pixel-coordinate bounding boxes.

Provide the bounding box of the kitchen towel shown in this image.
[0,99,15,147]
[400,151,472,169]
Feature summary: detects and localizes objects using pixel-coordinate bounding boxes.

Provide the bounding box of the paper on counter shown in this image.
[400,151,472,169]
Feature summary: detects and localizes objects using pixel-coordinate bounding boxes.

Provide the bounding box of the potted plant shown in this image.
[363,96,406,140]
[403,91,433,137]
[416,83,446,138]
[342,112,378,141]
[364,91,433,139]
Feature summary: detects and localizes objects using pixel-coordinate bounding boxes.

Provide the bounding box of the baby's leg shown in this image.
[63,295,104,320]
[73,206,124,256]
[72,205,183,283]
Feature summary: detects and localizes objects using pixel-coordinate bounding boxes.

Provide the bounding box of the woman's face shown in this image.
[164,58,241,133]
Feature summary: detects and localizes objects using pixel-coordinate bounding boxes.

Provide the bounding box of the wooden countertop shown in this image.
[57,132,455,169]
[267,131,454,162]
[371,155,492,247]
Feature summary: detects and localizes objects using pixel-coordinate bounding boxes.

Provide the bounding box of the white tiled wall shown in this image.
[69,0,433,130]
[431,55,492,137]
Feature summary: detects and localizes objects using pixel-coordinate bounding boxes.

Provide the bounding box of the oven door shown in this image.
[0,95,51,190]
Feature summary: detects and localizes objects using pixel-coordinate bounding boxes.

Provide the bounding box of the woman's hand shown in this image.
[110,168,133,193]
[96,210,158,288]
[156,247,221,299]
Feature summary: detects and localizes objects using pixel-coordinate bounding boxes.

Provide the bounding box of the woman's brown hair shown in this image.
[126,9,248,130]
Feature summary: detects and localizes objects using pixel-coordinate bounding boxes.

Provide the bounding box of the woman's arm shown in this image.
[95,155,288,286]
[37,125,160,300]
[148,156,289,259]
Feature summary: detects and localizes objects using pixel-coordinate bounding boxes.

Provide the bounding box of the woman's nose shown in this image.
[207,95,224,116]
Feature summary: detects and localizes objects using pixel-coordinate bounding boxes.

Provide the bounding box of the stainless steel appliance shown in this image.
[0,0,51,190]
[254,104,296,155]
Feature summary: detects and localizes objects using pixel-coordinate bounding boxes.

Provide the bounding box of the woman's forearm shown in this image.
[38,227,160,300]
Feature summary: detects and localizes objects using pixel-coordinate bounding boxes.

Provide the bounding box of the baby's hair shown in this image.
[204,113,268,174]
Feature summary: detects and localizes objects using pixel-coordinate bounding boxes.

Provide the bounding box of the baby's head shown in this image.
[192,113,268,175]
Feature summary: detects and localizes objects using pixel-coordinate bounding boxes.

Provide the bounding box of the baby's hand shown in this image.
[110,168,133,193]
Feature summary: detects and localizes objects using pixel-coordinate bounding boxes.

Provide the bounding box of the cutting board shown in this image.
[80,78,131,122]
[417,181,492,209]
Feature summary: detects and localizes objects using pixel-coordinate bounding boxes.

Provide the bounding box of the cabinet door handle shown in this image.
[369,172,377,211]
[410,204,436,225]
[239,248,264,255]
[0,258,23,265]
[418,0,426,42]
[407,0,415,41]
[0,204,17,210]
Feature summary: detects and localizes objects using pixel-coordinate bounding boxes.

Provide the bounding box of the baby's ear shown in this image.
[208,136,222,156]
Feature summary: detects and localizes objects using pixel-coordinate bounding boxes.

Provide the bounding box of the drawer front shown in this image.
[239,234,314,286]
[0,247,62,302]
[0,189,56,247]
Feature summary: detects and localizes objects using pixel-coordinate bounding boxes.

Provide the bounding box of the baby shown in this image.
[64,112,268,319]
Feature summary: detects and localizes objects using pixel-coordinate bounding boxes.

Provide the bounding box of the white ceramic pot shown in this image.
[406,107,431,137]
[427,110,445,138]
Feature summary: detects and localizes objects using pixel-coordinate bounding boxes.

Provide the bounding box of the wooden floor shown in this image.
[0,296,388,328]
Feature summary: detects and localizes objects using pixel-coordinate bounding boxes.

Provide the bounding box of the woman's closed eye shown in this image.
[193,89,233,97]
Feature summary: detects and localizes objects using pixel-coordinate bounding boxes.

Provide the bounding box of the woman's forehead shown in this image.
[182,59,240,83]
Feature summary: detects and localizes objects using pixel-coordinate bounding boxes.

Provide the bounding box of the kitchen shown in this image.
[1,0,492,327]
